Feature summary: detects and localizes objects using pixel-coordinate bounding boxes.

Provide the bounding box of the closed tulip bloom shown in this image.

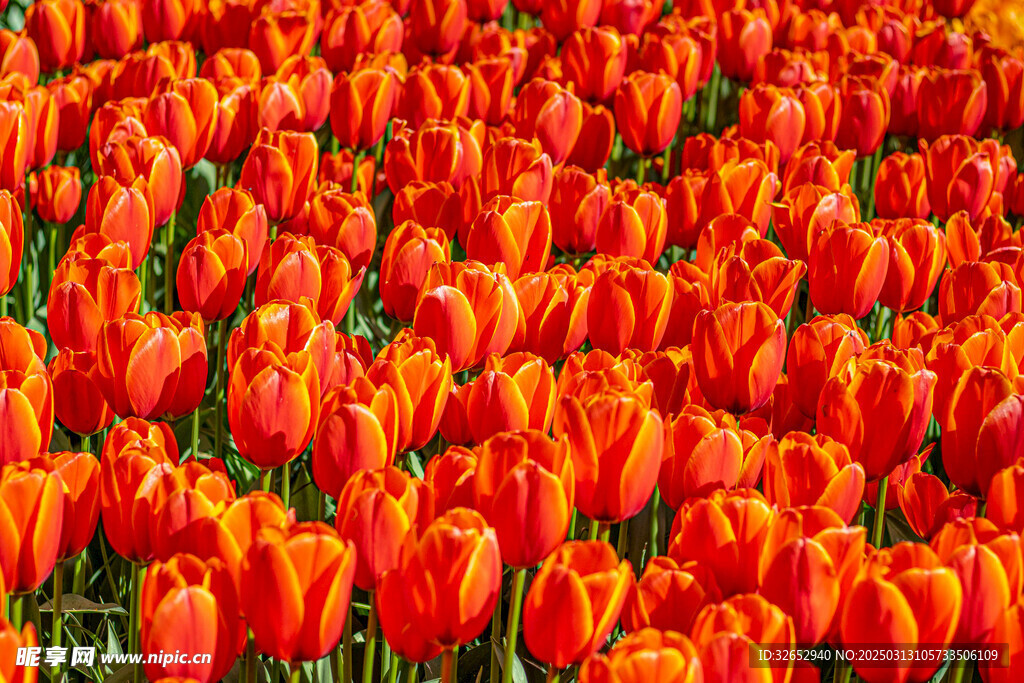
[256,79,306,133]
[877,219,947,313]
[0,191,22,297]
[0,30,40,84]
[143,79,219,169]
[413,261,519,372]
[613,70,682,158]
[50,450,99,561]
[940,366,1024,497]
[272,55,331,134]
[874,152,931,220]
[691,301,785,414]
[772,182,861,263]
[841,543,962,683]
[229,340,320,470]
[239,128,318,223]
[917,68,988,141]
[384,119,483,195]
[987,463,1024,532]
[763,432,866,524]
[587,266,671,355]
[479,136,552,204]
[897,471,978,540]
[243,522,356,662]
[739,85,807,163]
[47,255,141,353]
[523,541,633,667]
[31,165,80,224]
[206,85,258,165]
[465,195,551,280]
[0,102,28,194]
[423,446,477,513]
[0,617,38,682]
[621,556,713,635]
[596,188,668,264]
[979,46,1024,132]
[718,8,772,82]
[567,102,615,173]
[335,467,434,592]
[24,0,85,72]
[377,508,501,648]
[472,430,573,567]
[758,506,866,644]
[197,187,268,276]
[465,57,516,126]
[330,67,399,152]
[560,27,628,103]
[0,361,53,465]
[664,389,734,470]
[49,349,115,436]
[817,354,937,482]
[697,159,779,238]
[176,229,248,322]
[139,0,195,43]
[808,225,890,320]
[18,84,58,172]
[247,9,316,73]
[709,239,804,319]
[579,628,703,683]
[321,3,403,74]
[380,222,450,323]
[91,0,143,59]
[549,166,610,256]
[510,271,589,363]
[305,189,376,272]
[937,261,1021,324]
[512,79,583,166]
[396,64,470,129]
[407,0,467,59]
[554,389,663,523]
[140,554,244,683]
[668,489,774,597]
[920,135,999,222]
[834,77,890,158]
[83,174,156,269]
[0,462,64,593]
[95,134,183,229]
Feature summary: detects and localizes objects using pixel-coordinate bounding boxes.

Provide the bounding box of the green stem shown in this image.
[546,667,561,683]
[48,222,57,289]
[616,520,629,561]
[648,488,661,560]
[501,569,527,683]
[872,475,888,549]
[164,211,177,313]
[191,406,201,458]
[636,157,647,185]
[947,658,970,683]
[362,594,378,683]
[138,256,148,314]
[330,644,340,683]
[72,551,85,596]
[281,463,291,510]
[441,649,455,683]
[872,306,888,344]
[81,433,90,455]
[343,605,353,683]
[1,294,6,318]
[598,522,611,544]
[129,562,143,683]
[490,591,502,683]
[832,661,852,683]
[567,508,577,541]
[10,594,22,630]
[318,490,327,521]
[215,318,227,459]
[351,150,366,195]
[260,469,272,493]
[387,651,398,683]
[246,630,256,683]
[405,659,418,683]
[52,560,64,649]
[704,65,722,132]
[588,519,600,541]
[289,663,301,683]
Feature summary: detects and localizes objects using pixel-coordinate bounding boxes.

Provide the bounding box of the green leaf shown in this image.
[38,594,128,614]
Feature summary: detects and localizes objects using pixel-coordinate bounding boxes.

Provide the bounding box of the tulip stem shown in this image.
[10,594,22,630]
[501,569,527,683]
[704,65,722,133]
[129,562,144,683]
[567,508,577,540]
[289,663,301,683]
[343,605,353,683]
[832,661,852,683]
[947,658,970,683]
[490,592,502,683]
[362,594,378,683]
[441,649,456,683]
[872,475,888,549]
[53,560,64,649]
[215,318,228,459]
[260,469,272,493]
[352,150,366,195]
[281,464,291,510]
[616,520,629,561]
[190,406,201,459]
[405,659,418,683]
[546,666,560,683]
[588,520,600,541]
[164,211,177,314]
[598,522,611,543]
[637,157,647,185]
[872,306,888,344]
[804,291,814,324]
[387,650,398,683]
[648,488,661,560]
[138,256,148,314]
[245,630,256,683]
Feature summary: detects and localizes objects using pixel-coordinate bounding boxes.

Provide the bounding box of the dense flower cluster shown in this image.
[0,0,1022,682]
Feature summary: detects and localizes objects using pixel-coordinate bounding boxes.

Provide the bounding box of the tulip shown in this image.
[413,261,519,372]
[384,119,483,195]
[587,266,671,355]
[0,363,52,465]
[49,349,115,436]
[554,389,663,523]
[176,230,247,322]
[90,0,143,59]
[465,195,551,280]
[330,67,399,152]
[917,68,988,141]
[0,190,22,298]
[690,593,796,683]
[396,64,470,129]
[206,85,258,165]
[668,489,774,597]
[24,0,85,72]
[49,451,99,562]
[560,27,628,103]
[759,506,866,644]
[423,446,477,514]
[148,460,239,565]
[319,149,377,197]
[988,463,1024,533]
[512,79,583,166]
[247,10,316,73]
[197,187,268,276]
[874,152,931,220]
[898,471,978,540]
[691,301,785,414]
[228,345,319,471]
[47,255,141,354]
[920,135,1000,222]
[808,224,890,320]
[877,219,947,313]
[772,182,861,263]
[243,522,356,662]
[272,55,331,134]
[549,166,609,256]
[465,57,516,126]
[658,406,758,508]
[367,334,454,453]
[613,70,682,158]
[0,618,38,681]
[567,102,616,173]
[380,221,451,322]
[0,461,64,593]
[718,8,772,82]
[479,136,552,205]
[31,165,80,224]
[83,174,156,269]
[0,30,40,84]
[143,79,219,170]
[621,555,713,635]
[739,85,807,163]
[834,77,890,158]
[335,467,433,592]
[938,261,1021,324]
[305,189,376,272]
[96,135,184,230]
[0,102,28,195]
[406,0,467,59]
[473,430,573,567]
[840,543,963,683]
[595,188,668,264]
[763,432,866,524]
[579,628,703,683]
[522,541,633,667]
[321,3,403,74]
[817,353,937,482]
[697,159,779,238]
[980,46,1024,132]
[709,239,804,319]
[376,508,501,649]
[510,271,590,363]
[239,128,318,223]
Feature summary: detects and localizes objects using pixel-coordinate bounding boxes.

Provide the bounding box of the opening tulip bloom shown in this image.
[0,462,64,594]
[578,628,703,683]
[464,195,552,280]
[621,555,714,635]
[49,348,115,436]
[613,70,682,157]
[762,432,866,524]
[47,254,141,354]
[239,128,317,223]
[380,221,451,322]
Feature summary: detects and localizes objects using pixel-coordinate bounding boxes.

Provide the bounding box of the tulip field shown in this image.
[3,0,1024,681]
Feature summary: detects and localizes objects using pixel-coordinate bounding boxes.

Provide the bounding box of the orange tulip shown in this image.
[621,556,713,634]
[613,70,682,158]
[31,165,80,224]
[83,174,156,269]
[406,0,467,60]
[512,79,583,166]
[413,261,519,372]
[587,265,671,355]
[329,67,399,152]
[47,254,141,353]
[376,508,500,649]
[874,152,931,220]
[197,187,268,276]
[247,9,316,73]
[335,467,433,592]
[522,541,633,667]
[566,102,616,173]
[691,301,785,414]
[305,189,376,271]
[0,102,28,194]
[90,0,143,59]
[834,76,890,158]
[239,128,317,223]
[917,68,988,140]
[396,64,470,129]
[148,460,239,564]
[383,119,483,195]
[554,388,663,523]
[510,270,590,363]
[898,470,978,540]
[0,618,38,682]
[637,29,702,102]
[690,593,796,683]
[988,463,1024,533]
[0,30,40,84]
[920,135,1000,222]
[578,628,703,683]
[472,430,573,567]
[143,79,219,170]
[479,136,552,205]
[380,221,451,322]
[141,553,244,683]
[668,489,774,597]
[817,353,937,482]
[24,0,85,72]
[0,190,22,297]
[772,182,861,263]
[762,432,866,524]
[96,134,184,229]
[465,56,516,126]
[243,522,356,662]
[549,165,609,256]
[228,344,319,471]
[739,85,807,163]
[937,261,1021,325]
[808,224,890,319]
[423,446,477,514]
[0,461,64,593]
[718,8,772,82]
[176,229,248,322]
[596,187,668,264]
[560,27,628,103]
[876,219,947,313]
[465,195,551,280]
[710,238,805,319]
[697,159,779,238]
[321,3,403,74]
[49,349,115,436]
[206,84,258,165]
